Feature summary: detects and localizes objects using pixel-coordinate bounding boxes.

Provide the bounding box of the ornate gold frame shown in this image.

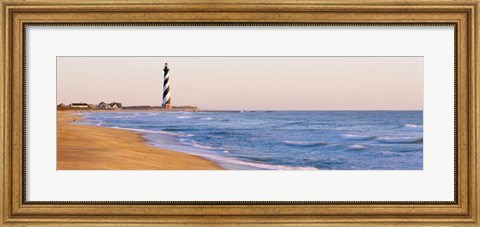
[1,0,479,225]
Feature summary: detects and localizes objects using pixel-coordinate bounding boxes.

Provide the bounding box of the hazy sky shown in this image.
[57,57,423,110]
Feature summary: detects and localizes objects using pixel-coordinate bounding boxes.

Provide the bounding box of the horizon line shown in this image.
[56,103,423,111]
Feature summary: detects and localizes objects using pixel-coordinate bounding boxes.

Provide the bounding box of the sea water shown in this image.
[80,111,423,170]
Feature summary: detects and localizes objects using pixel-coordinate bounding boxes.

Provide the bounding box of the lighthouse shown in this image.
[162,63,172,109]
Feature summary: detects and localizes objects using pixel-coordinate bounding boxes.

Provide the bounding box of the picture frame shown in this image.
[1,0,478,225]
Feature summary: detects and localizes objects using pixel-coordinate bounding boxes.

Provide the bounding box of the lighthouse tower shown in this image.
[162,63,172,109]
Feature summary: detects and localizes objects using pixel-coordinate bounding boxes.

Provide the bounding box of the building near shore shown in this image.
[109,102,122,109]
[97,102,108,109]
[97,101,122,110]
[70,102,89,108]
[57,102,123,110]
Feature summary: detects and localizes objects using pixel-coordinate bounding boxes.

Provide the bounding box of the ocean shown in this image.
[79,111,423,170]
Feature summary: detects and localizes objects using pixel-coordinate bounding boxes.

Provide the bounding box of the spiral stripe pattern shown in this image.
[162,64,171,107]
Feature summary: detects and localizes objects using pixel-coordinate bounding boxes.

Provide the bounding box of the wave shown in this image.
[177,139,228,152]
[118,128,196,138]
[242,163,318,170]
[200,153,319,170]
[402,124,423,132]
[247,157,274,162]
[348,144,367,149]
[111,115,136,119]
[172,139,318,170]
[190,142,221,151]
[405,124,423,128]
[377,136,423,144]
[217,155,319,170]
[178,133,194,137]
[239,110,265,113]
[395,149,421,153]
[177,116,192,119]
[211,131,244,136]
[109,126,180,136]
[342,134,377,140]
[87,120,105,126]
[283,140,328,147]
[169,141,318,170]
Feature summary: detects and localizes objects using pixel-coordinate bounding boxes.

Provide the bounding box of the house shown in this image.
[97,102,108,109]
[70,102,89,108]
[109,102,122,109]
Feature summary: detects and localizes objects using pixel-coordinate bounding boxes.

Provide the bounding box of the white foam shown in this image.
[405,124,423,128]
[190,142,219,150]
[348,144,366,149]
[109,126,179,136]
[112,115,134,119]
[190,151,319,170]
[342,134,377,140]
[159,140,319,170]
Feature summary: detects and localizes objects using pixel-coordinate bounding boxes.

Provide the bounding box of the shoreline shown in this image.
[57,111,223,170]
[70,111,324,170]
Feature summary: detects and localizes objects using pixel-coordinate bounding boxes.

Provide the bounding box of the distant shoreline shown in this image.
[57,108,423,113]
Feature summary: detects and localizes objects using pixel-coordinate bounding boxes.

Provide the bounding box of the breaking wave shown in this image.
[405,124,422,128]
[377,136,423,144]
[342,134,378,140]
[283,140,328,147]
[348,144,367,150]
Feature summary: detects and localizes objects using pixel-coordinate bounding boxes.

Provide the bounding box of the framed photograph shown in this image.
[1,0,479,225]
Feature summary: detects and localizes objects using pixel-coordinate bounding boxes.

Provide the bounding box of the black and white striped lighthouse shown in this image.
[162,63,172,109]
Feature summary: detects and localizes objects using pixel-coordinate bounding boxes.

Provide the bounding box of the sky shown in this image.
[57,56,423,110]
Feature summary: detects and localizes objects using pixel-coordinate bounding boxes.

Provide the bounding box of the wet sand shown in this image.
[57,111,222,170]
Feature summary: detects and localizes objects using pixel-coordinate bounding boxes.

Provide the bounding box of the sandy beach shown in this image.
[57,111,222,170]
